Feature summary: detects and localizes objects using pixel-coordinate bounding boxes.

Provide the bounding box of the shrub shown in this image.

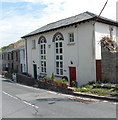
[62,76,68,81]
[75,87,89,92]
[103,83,112,89]
[84,84,93,89]
[51,73,55,80]
[93,83,101,88]
[88,81,95,85]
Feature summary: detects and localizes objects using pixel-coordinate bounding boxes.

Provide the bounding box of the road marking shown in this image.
[2,91,39,109]
[3,91,18,100]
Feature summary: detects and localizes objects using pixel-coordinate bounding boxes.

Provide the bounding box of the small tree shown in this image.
[51,72,55,80]
[100,36,118,53]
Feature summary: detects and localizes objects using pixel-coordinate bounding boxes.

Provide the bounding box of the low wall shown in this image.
[37,81,73,94]
[16,73,35,86]
[4,73,12,79]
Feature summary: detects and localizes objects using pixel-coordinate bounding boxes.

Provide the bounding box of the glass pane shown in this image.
[59,37,62,41]
[56,69,59,74]
[44,68,46,72]
[56,62,59,67]
[44,61,46,67]
[41,56,43,59]
[60,55,63,60]
[44,44,45,49]
[41,67,43,72]
[60,48,62,53]
[41,50,43,54]
[44,50,46,54]
[60,69,63,75]
[41,61,43,66]
[44,56,46,60]
[56,49,58,54]
[59,42,62,47]
[56,43,58,47]
[60,62,63,68]
[56,38,58,41]
[56,55,59,60]
[41,45,43,49]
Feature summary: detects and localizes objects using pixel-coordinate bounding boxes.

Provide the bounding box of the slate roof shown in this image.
[22,11,118,38]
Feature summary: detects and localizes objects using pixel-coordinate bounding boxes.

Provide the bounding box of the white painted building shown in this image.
[22,11,118,86]
[19,46,26,73]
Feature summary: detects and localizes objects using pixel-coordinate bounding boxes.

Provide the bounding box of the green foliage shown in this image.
[88,81,95,85]
[83,84,93,89]
[62,76,68,81]
[102,83,112,89]
[51,73,55,80]
[75,87,89,92]
[63,80,68,85]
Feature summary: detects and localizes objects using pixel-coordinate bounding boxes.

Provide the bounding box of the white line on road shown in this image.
[2,91,39,109]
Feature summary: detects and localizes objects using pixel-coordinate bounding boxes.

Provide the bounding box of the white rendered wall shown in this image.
[26,21,97,86]
[95,22,117,60]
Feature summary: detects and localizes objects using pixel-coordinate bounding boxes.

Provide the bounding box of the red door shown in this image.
[69,67,76,86]
[96,60,102,81]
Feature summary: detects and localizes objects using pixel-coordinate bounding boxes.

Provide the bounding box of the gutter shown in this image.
[21,17,118,39]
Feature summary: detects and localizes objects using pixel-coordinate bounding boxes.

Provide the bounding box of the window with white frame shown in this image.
[40,38,46,73]
[68,32,74,43]
[32,40,36,49]
[54,33,64,75]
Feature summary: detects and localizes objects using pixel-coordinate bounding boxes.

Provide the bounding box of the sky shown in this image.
[0,0,118,48]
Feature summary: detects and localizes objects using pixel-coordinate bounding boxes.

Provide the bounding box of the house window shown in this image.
[32,40,36,49]
[40,37,46,73]
[68,33,74,43]
[53,32,64,76]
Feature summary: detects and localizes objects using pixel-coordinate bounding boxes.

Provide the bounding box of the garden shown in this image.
[74,81,118,97]
[38,73,69,88]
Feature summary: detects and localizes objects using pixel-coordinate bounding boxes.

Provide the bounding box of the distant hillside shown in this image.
[0,39,25,51]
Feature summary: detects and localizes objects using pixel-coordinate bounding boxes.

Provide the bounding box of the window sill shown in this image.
[32,48,36,50]
[40,73,47,75]
[55,74,63,77]
[67,43,75,45]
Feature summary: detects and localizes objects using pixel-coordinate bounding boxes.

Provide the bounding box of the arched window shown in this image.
[53,32,64,75]
[39,36,47,73]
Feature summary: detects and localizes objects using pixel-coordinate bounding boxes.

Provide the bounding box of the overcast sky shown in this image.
[0,0,117,48]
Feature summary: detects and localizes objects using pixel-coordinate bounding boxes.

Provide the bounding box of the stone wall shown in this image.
[101,47,118,83]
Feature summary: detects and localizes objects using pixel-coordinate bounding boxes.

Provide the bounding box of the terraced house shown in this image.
[22,11,118,87]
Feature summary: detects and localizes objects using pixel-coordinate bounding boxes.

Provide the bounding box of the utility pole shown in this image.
[93,0,109,24]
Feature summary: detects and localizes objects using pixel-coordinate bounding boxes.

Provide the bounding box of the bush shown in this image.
[51,73,55,80]
[62,76,68,81]
[89,88,111,96]
[88,81,95,85]
[75,87,89,92]
[93,83,101,88]
[102,83,112,89]
[84,84,93,89]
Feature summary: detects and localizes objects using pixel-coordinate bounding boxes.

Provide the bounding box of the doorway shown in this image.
[69,67,76,86]
[33,64,37,79]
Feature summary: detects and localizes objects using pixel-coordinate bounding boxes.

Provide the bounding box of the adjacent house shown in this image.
[1,40,26,74]
[22,11,118,86]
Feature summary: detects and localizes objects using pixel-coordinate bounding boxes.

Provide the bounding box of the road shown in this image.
[2,76,117,118]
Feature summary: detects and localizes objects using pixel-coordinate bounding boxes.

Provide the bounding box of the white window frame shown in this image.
[55,34,64,76]
[40,38,46,73]
[68,32,74,43]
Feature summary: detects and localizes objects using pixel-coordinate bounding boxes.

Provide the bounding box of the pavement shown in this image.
[2,76,117,118]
